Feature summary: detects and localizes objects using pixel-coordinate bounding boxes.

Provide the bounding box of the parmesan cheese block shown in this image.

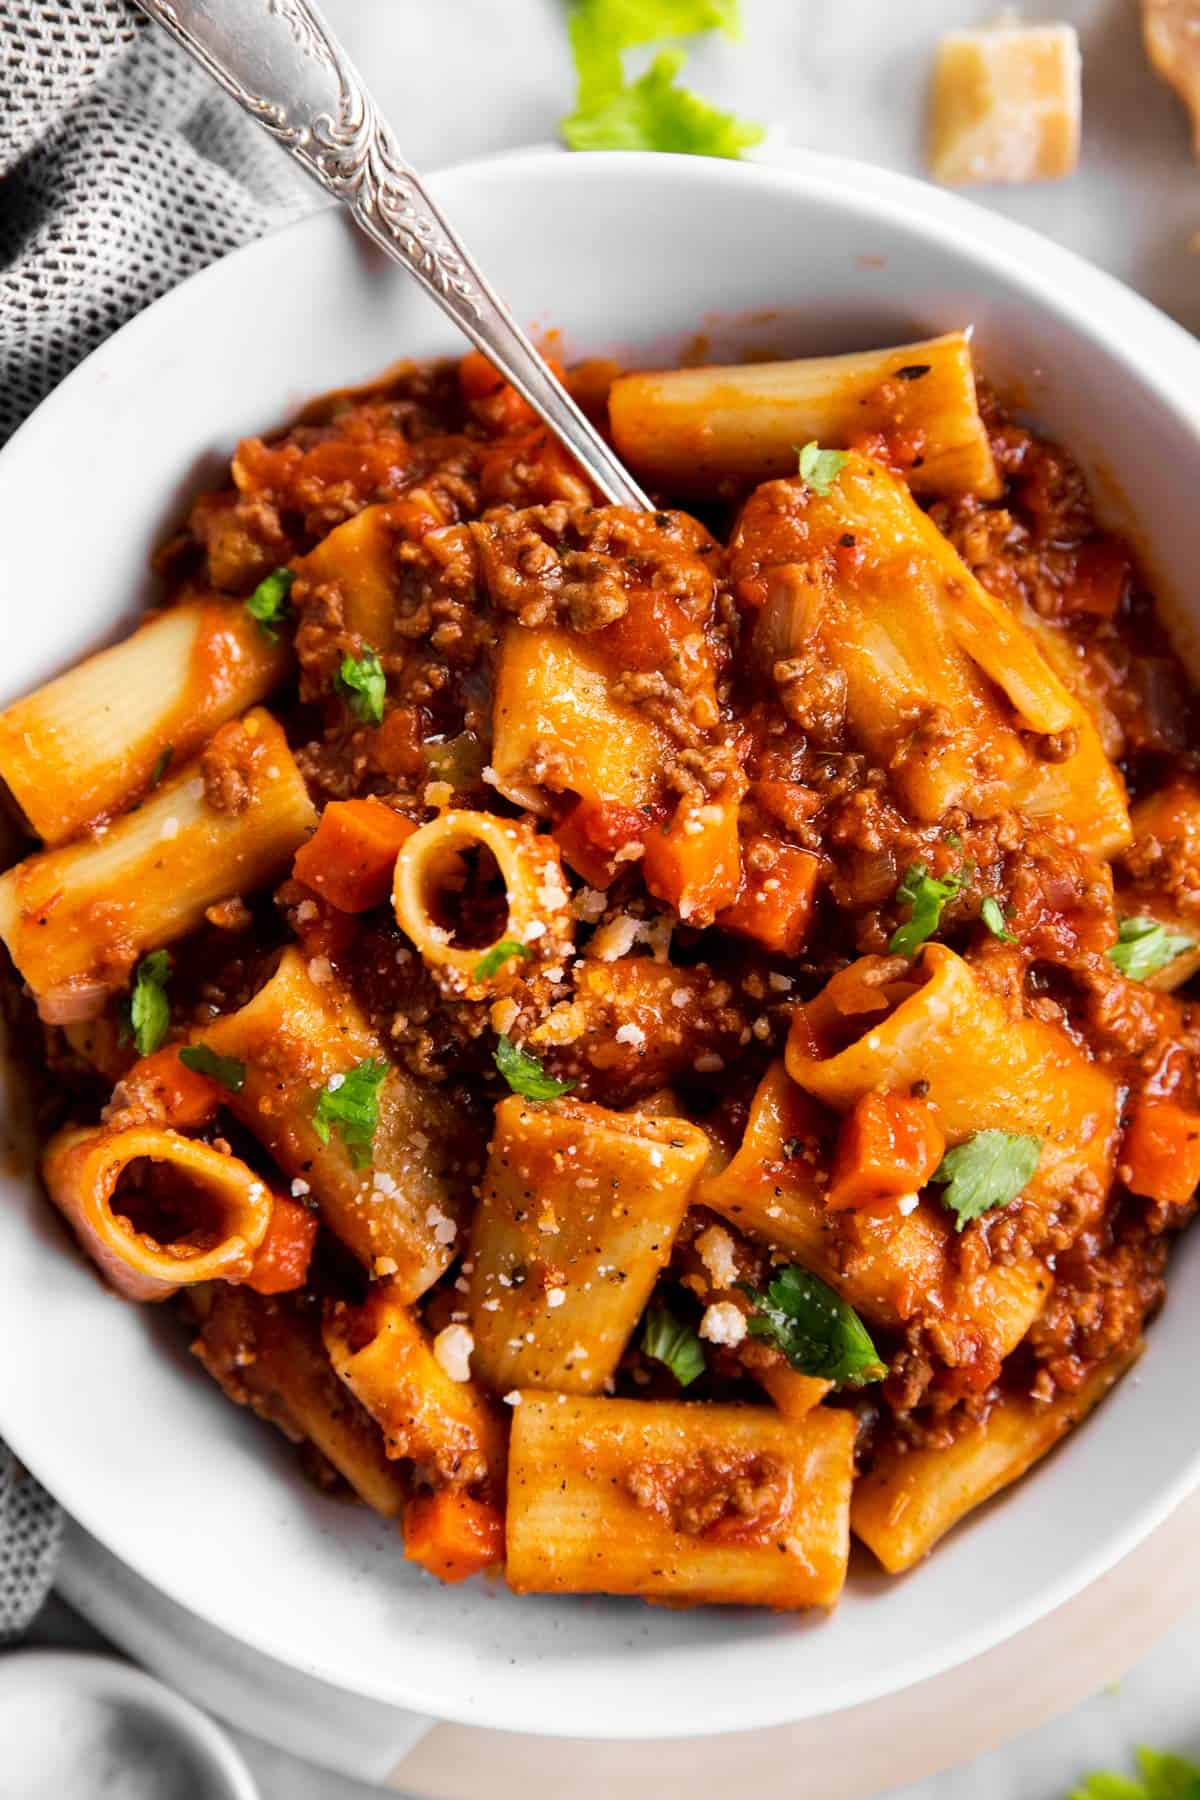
[1143,0,1200,155]
[928,23,1082,186]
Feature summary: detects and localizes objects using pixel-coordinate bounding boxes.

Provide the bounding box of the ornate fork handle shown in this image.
[135,0,652,510]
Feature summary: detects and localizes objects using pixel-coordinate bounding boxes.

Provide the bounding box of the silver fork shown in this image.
[134,0,652,511]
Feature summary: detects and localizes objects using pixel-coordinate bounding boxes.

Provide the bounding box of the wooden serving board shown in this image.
[386,1488,1200,1797]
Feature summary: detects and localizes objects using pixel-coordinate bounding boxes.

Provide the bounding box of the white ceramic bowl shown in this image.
[2,148,1200,1742]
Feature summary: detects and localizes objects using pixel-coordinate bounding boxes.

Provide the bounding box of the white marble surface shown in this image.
[324,0,1200,333]
[22,1,1200,1796]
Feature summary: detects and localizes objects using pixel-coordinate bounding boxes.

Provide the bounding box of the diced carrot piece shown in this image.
[245,1195,318,1295]
[826,1091,946,1213]
[718,840,821,956]
[293,798,417,913]
[1120,1099,1200,1204]
[554,795,652,889]
[643,795,741,925]
[402,1489,504,1584]
[121,1047,221,1128]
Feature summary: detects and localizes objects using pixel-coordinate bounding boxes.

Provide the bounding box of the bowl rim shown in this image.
[4,144,1200,1738]
[0,1649,259,1799]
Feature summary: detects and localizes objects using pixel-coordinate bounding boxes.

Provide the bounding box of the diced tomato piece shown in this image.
[293,798,417,913]
[594,587,701,674]
[643,796,741,925]
[718,840,821,956]
[751,778,821,836]
[458,349,507,401]
[554,796,652,888]
[122,1046,221,1128]
[402,1489,504,1584]
[372,706,426,782]
[460,349,567,433]
[1120,1099,1200,1204]
[1063,538,1131,619]
[245,1195,318,1295]
[826,1091,946,1213]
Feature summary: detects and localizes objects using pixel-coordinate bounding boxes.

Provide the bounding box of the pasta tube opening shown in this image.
[43,1123,272,1302]
[392,809,573,998]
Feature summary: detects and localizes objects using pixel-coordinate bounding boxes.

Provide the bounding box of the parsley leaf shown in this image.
[981,896,1017,943]
[739,1265,885,1387]
[1109,916,1196,982]
[563,46,763,155]
[931,1130,1041,1232]
[178,1043,246,1093]
[244,567,293,641]
[474,940,533,981]
[888,862,970,957]
[312,1058,389,1167]
[796,440,849,496]
[494,1035,577,1100]
[1070,1746,1200,1800]
[127,950,171,1057]
[336,646,386,726]
[641,1301,706,1387]
[149,744,173,789]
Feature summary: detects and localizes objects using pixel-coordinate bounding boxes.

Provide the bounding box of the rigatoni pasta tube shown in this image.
[467,1097,710,1396]
[609,333,999,500]
[197,947,468,1298]
[0,709,316,1018]
[293,493,447,653]
[727,454,1130,857]
[190,1286,407,1518]
[852,1344,1140,1572]
[786,945,1119,1229]
[0,600,289,846]
[324,1285,505,1494]
[700,1060,1049,1368]
[506,1394,854,1608]
[490,623,667,814]
[392,809,573,1000]
[42,1122,272,1302]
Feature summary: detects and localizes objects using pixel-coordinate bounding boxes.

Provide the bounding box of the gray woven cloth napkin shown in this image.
[0,0,318,1627]
[1,0,316,443]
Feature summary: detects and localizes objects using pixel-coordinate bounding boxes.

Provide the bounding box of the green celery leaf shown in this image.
[336,646,387,726]
[494,1035,577,1100]
[931,1130,1041,1232]
[178,1043,246,1093]
[888,861,970,957]
[796,440,848,495]
[1070,1746,1200,1800]
[981,895,1017,943]
[641,1301,706,1386]
[127,950,171,1057]
[563,47,763,157]
[1109,916,1195,982]
[244,567,293,641]
[474,940,533,981]
[569,0,743,112]
[739,1264,884,1387]
[312,1057,389,1167]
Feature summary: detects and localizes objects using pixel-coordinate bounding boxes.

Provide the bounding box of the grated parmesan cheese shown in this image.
[699,1301,747,1347]
[928,22,1081,186]
[432,1323,474,1382]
